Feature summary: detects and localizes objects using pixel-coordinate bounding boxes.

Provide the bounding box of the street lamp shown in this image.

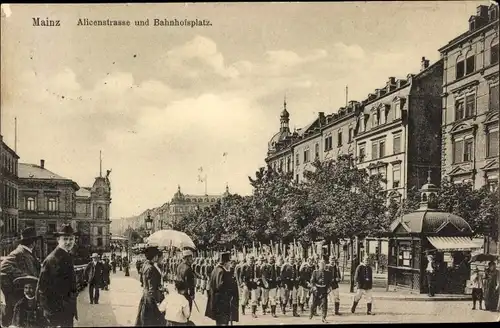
[145,212,153,236]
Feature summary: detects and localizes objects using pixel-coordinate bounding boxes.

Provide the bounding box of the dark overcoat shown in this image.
[84,260,105,286]
[177,261,195,298]
[135,291,166,327]
[141,261,164,302]
[36,246,78,327]
[205,265,239,324]
[11,296,47,328]
[0,244,41,326]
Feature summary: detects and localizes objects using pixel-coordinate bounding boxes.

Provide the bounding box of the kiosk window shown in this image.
[397,242,413,267]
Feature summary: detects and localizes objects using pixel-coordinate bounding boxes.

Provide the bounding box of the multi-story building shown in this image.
[18,159,112,256]
[265,100,358,183]
[75,172,112,253]
[439,4,499,191]
[354,57,444,201]
[0,137,20,256]
[18,160,80,256]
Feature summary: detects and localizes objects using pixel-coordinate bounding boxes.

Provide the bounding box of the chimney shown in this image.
[40,159,45,169]
[421,57,430,71]
[477,5,488,18]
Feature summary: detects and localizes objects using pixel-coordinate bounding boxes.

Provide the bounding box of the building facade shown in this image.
[18,160,79,256]
[0,137,20,256]
[18,160,112,256]
[439,4,499,190]
[354,57,444,201]
[75,173,112,253]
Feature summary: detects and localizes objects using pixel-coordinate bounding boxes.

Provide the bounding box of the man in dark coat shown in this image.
[102,257,112,290]
[205,252,239,326]
[37,224,79,327]
[176,249,195,312]
[84,253,105,304]
[0,227,42,327]
[351,255,374,315]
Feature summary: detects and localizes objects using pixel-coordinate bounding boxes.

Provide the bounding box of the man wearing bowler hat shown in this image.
[0,227,42,327]
[37,223,79,327]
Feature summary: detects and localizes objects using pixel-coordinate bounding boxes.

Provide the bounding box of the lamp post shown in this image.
[145,212,153,238]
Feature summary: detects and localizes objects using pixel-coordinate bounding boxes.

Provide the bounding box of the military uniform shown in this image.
[310,263,332,322]
[240,257,261,317]
[262,256,280,317]
[351,261,374,315]
[176,257,195,312]
[280,257,300,316]
[298,260,314,313]
[326,257,342,315]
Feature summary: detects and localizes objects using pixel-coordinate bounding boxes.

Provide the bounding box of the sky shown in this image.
[0,2,489,219]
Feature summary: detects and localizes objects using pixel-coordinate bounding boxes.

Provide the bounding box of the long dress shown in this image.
[484,268,499,311]
[135,261,165,326]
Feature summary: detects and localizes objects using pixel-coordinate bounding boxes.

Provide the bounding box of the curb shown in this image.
[339,292,472,302]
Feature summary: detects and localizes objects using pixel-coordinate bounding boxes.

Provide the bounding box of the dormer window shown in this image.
[469,20,475,31]
[489,5,498,21]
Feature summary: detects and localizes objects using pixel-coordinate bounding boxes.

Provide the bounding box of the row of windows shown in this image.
[2,184,18,208]
[0,216,18,235]
[454,84,498,121]
[368,163,401,190]
[358,134,402,163]
[452,129,498,163]
[1,153,18,176]
[455,39,499,80]
[359,100,404,134]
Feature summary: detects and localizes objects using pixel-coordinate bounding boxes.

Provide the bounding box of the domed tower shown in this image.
[90,152,112,251]
[268,98,292,154]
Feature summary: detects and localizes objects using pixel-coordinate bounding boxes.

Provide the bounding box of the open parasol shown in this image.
[147,229,196,249]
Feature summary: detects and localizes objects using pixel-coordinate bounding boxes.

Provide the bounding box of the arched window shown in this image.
[97,206,103,219]
[26,197,36,211]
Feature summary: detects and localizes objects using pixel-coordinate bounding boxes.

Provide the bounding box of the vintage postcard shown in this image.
[0,2,499,326]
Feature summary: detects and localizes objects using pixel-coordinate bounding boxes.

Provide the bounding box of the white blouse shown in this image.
[158,292,190,323]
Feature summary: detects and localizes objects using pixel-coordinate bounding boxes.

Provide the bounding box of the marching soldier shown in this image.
[205,259,215,297]
[255,255,265,310]
[262,255,280,318]
[194,258,201,292]
[351,255,374,315]
[326,256,342,315]
[310,259,331,323]
[280,255,300,317]
[259,255,271,315]
[200,258,207,295]
[298,257,314,314]
[276,256,284,307]
[240,255,260,317]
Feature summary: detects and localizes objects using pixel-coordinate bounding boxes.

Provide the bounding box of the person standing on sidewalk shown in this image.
[84,253,104,304]
[425,254,438,297]
[205,252,239,326]
[176,249,196,313]
[102,257,112,290]
[135,246,165,327]
[37,224,79,327]
[0,227,41,327]
[351,255,374,315]
[470,267,484,310]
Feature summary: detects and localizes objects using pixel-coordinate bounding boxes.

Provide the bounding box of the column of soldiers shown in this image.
[159,251,374,323]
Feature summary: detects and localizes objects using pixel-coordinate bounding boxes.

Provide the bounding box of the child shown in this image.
[158,281,193,326]
[11,276,46,328]
[470,267,484,310]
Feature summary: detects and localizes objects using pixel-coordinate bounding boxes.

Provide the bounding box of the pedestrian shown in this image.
[205,251,239,326]
[159,280,194,326]
[351,255,374,315]
[470,267,484,310]
[102,257,112,290]
[136,257,144,287]
[84,253,105,304]
[483,261,500,311]
[123,256,130,276]
[309,258,331,323]
[11,275,46,328]
[37,223,79,327]
[135,246,165,327]
[176,249,196,313]
[111,255,117,274]
[0,227,41,327]
[425,253,438,297]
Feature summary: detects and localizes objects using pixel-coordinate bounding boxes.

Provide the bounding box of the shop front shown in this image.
[387,177,481,294]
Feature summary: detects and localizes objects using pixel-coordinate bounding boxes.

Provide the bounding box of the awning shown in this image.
[427,236,482,252]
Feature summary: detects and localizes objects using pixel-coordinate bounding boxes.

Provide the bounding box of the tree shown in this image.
[302,154,389,240]
[478,187,499,240]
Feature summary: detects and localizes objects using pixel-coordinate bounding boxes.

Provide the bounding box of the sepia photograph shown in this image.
[0,2,499,326]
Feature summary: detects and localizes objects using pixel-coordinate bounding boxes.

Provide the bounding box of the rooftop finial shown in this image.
[177,184,181,192]
[427,168,432,184]
[284,93,287,110]
[226,183,229,192]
